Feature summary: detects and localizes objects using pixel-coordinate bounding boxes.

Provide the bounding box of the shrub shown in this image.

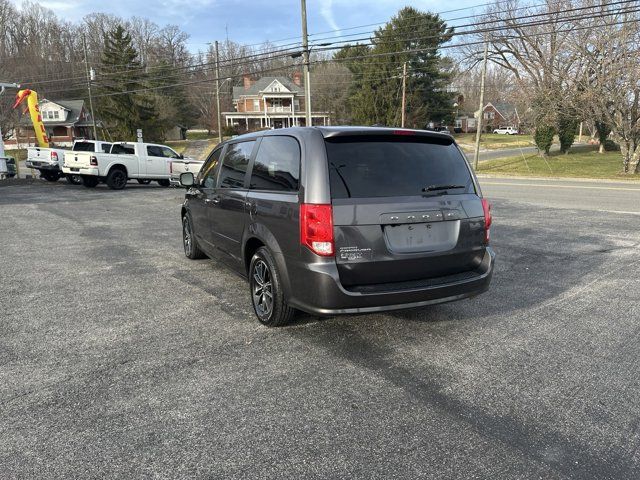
[222,125,239,137]
[603,139,620,152]
[534,125,555,156]
[558,116,578,154]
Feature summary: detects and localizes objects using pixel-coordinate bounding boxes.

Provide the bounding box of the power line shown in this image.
[21,1,637,93]
[43,11,640,101]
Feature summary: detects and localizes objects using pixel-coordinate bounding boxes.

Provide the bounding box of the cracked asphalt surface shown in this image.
[1,178,639,479]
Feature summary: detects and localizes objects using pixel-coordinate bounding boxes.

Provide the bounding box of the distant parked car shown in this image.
[0,156,16,179]
[493,126,518,135]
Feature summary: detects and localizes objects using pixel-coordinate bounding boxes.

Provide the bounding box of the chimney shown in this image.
[243,74,254,90]
[292,71,302,87]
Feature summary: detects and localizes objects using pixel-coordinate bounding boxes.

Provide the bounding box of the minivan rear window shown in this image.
[325,136,475,199]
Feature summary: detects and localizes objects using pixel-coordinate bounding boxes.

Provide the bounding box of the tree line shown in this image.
[0,0,637,174]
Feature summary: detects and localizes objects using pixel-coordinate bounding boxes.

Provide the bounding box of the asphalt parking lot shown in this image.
[1,178,639,479]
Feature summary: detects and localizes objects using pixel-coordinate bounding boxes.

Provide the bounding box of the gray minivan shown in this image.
[179,126,495,326]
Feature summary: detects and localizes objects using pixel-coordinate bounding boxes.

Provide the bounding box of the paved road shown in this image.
[1,179,639,478]
[480,176,640,214]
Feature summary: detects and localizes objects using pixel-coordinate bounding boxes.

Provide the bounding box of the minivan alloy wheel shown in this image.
[252,260,273,318]
[183,217,193,256]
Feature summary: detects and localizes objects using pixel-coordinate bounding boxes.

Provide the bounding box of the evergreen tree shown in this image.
[98,25,162,141]
[337,7,454,127]
[149,61,199,133]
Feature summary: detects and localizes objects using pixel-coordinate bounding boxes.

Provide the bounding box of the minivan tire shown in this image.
[249,247,295,327]
[182,213,206,260]
[106,168,127,190]
[81,175,100,188]
[157,179,170,187]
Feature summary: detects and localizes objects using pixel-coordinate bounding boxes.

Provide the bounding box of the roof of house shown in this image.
[233,76,302,98]
[19,99,88,126]
[485,102,519,119]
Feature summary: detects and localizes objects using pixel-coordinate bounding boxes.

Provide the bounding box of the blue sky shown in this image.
[32,0,482,51]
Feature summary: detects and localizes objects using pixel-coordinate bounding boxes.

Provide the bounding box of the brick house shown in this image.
[455,102,521,133]
[482,102,521,132]
[223,73,330,131]
[6,98,100,147]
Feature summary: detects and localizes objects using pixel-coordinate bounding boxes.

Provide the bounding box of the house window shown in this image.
[253,99,260,111]
[53,111,59,119]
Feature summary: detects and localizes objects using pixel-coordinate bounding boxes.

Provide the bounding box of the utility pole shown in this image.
[300,0,312,126]
[82,35,98,140]
[215,40,223,144]
[473,39,489,170]
[401,62,407,128]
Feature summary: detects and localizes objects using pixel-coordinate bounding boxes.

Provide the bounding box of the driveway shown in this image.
[1,180,639,478]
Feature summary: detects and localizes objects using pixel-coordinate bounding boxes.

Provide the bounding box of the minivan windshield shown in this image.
[325,136,475,199]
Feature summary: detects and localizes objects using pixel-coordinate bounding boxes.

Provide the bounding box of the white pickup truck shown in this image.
[169,157,205,185]
[493,126,519,135]
[62,141,185,189]
[26,140,112,184]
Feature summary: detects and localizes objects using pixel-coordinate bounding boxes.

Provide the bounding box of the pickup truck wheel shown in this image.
[81,175,100,188]
[182,213,206,260]
[249,247,296,327]
[137,179,151,185]
[106,168,127,190]
[65,174,83,185]
[157,179,170,187]
[41,171,59,182]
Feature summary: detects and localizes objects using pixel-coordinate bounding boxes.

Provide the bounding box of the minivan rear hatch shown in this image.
[325,131,487,288]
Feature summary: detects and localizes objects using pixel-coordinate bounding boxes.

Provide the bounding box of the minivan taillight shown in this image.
[300,204,334,256]
[51,151,58,161]
[169,161,173,174]
[90,156,98,166]
[482,198,492,244]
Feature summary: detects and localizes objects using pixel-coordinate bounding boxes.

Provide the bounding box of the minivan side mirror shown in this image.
[178,153,184,159]
[180,172,195,187]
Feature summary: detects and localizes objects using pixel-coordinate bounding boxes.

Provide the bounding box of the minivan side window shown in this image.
[218,141,255,189]
[249,136,300,192]
[197,146,223,188]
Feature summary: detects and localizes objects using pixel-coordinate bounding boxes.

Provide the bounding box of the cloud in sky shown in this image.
[11,0,483,49]
[319,0,340,35]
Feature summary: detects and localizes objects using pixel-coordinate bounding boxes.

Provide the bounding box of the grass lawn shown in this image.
[476,146,640,180]
[186,130,216,141]
[455,133,535,151]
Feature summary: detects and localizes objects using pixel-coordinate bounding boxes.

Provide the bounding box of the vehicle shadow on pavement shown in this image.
[286,321,638,478]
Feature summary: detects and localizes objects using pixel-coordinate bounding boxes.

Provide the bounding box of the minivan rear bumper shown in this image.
[285,248,495,316]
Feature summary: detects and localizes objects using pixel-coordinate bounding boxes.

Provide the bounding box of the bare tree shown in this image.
[576,9,640,173]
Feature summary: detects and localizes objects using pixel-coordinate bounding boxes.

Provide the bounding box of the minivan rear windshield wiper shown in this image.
[422,184,466,192]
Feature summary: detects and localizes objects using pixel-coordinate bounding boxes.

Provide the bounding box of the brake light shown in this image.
[393,129,416,136]
[51,151,58,161]
[300,204,334,256]
[169,161,173,174]
[90,156,98,166]
[481,198,492,244]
